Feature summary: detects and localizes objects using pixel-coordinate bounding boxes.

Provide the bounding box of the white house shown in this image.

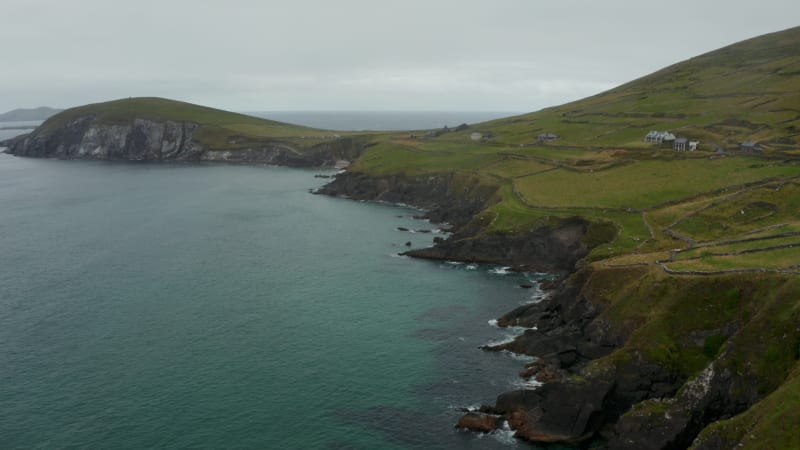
[470,132,483,141]
[645,131,677,144]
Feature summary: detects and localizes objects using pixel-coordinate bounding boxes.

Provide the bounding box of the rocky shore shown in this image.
[7,117,795,448]
[319,170,627,444]
[317,170,797,450]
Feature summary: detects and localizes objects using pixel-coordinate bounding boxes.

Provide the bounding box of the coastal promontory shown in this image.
[2,97,365,167]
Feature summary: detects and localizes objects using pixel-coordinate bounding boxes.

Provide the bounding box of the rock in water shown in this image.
[455,412,499,433]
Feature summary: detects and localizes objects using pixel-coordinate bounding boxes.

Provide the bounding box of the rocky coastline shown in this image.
[316,170,794,450]
[6,120,794,448]
[319,170,626,444]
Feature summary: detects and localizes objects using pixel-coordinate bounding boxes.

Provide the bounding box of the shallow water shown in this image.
[0,153,546,449]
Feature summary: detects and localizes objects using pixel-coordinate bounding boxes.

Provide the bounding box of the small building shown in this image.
[645,131,676,144]
[689,140,700,151]
[673,138,688,151]
[740,141,762,152]
[538,132,559,142]
[470,132,483,141]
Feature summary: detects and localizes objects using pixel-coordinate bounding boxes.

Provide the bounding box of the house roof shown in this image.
[674,138,688,144]
[741,141,757,146]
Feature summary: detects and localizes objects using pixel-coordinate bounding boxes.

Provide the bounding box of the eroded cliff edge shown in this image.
[2,113,365,167]
[318,170,800,450]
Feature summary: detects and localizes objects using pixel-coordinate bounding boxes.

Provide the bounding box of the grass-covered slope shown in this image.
[471,25,800,150]
[337,26,800,447]
[37,97,341,150]
[348,26,800,264]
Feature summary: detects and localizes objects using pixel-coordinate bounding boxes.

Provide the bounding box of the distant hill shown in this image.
[0,106,63,122]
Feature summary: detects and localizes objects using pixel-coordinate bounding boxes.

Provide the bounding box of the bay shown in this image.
[0,148,546,448]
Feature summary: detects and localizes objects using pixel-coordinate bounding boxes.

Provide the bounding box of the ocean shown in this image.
[245,111,520,131]
[0,114,544,449]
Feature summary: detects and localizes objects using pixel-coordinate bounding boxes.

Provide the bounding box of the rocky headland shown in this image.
[316,169,800,450]
[1,98,366,167]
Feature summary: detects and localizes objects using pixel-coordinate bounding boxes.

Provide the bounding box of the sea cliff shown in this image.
[317,169,800,450]
[1,98,366,167]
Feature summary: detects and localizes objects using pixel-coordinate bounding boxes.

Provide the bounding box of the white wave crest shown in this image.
[490,420,518,446]
[488,266,513,275]
[511,376,544,390]
[503,350,536,363]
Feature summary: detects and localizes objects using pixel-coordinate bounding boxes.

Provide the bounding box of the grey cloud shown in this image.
[1,0,798,112]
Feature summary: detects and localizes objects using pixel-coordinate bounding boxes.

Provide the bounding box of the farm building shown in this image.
[673,138,688,151]
[470,132,483,141]
[538,132,559,142]
[645,131,676,143]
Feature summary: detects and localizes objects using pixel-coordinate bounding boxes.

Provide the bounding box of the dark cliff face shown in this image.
[5,115,204,160]
[3,114,365,167]
[404,217,591,273]
[316,171,499,228]
[319,172,598,273]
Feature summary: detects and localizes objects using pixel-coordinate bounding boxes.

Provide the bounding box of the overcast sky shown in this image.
[1,0,798,113]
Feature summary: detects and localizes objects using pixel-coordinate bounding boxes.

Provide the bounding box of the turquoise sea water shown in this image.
[0,149,547,448]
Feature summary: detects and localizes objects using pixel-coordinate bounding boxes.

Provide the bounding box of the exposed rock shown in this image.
[493,378,615,444]
[5,115,203,160]
[316,171,498,228]
[519,283,534,289]
[3,114,365,167]
[538,279,561,291]
[519,360,563,383]
[404,217,594,273]
[455,412,500,433]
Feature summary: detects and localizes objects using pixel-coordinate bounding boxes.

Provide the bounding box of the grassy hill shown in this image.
[36,97,357,151]
[341,27,800,446]
[465,25,800,151]
[349,26,800,264]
